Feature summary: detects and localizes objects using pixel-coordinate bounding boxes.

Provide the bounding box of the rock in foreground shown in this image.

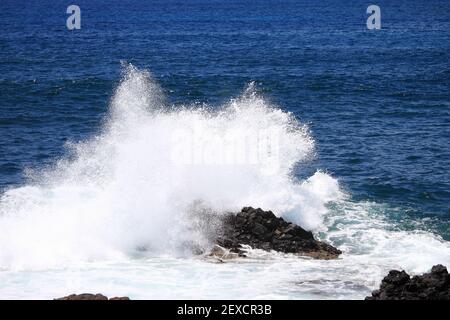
[55,293,130,300]
[215,207,341,259]
[366,265,450,300]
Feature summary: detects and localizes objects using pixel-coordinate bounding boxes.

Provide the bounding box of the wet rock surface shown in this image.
[366,264,450,300]
[55,293,130,300]
[215,207,342,259]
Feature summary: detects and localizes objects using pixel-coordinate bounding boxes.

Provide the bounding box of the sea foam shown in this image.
[0,65,340,270]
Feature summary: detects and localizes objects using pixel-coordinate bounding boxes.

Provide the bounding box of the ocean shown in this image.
[0,0,449,299]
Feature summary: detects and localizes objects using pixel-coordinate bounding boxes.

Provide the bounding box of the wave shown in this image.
[0,65,341,270]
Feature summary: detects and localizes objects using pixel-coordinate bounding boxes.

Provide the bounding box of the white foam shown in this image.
[0,65,339,270]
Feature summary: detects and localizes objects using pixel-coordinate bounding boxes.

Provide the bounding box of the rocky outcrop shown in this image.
[55,293,130,300]
[366,265,450,300]
[214,207,341,259]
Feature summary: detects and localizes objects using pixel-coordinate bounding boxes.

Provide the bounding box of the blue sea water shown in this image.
[0,0,449,299]
[1,0,449,231]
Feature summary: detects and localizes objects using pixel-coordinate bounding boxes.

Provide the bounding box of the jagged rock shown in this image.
[55,293,130,300]
[366,265,450,300]
[214,207,341,259]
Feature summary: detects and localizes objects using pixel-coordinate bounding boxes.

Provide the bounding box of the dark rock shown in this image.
[109,296,131,300]
[55,293,130,300]
[366,264,450,300]
[215,207,341,259]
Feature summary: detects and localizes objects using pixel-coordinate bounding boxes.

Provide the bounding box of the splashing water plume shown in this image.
[0,65,340,270]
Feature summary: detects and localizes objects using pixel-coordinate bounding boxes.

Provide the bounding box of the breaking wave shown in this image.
[0,65,341,270]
